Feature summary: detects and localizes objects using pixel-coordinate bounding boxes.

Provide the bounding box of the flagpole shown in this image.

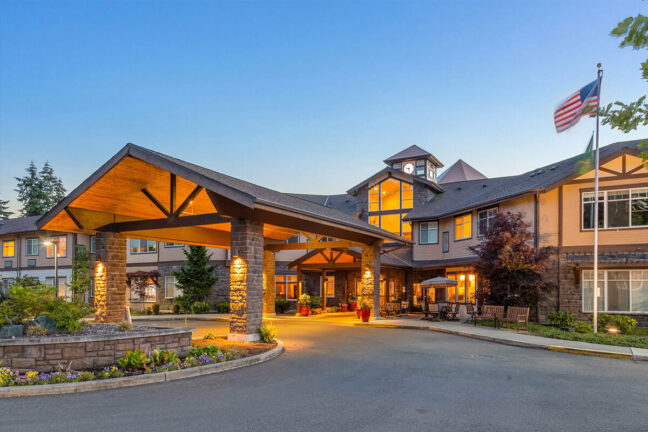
[593,63,603,333]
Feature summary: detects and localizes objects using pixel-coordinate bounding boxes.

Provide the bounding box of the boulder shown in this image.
[0,324,24,337]
[33,315,62,334]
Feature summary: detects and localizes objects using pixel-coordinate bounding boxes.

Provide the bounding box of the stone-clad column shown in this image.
[361,244,381,320]
[94,232,127,323]
[229,219,264,342]
[263,250,276,317]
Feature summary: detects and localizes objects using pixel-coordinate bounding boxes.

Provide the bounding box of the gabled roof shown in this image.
[287,193,358,216]
[438,159,487,184]
[0,216,40,236]
[384,145,443,167]
[346,167,444,196]
[405,139,645,221]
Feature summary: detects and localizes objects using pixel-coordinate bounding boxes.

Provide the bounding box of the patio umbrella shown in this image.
[420,277,457,288]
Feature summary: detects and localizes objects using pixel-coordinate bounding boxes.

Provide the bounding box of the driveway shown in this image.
[1,316,647,432]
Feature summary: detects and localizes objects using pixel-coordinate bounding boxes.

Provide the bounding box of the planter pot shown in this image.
[300,307,310,317]
[356,309,361,318]
[341,305,347,312]
[349,301,357,312]
[361,308,371,322]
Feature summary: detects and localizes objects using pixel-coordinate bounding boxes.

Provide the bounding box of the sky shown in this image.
[1,0,647,214]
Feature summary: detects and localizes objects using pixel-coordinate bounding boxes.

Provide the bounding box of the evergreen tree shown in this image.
[174,246,218,310]
[39,162,66,210]
[0,199,12,220]
[69,245,92,301]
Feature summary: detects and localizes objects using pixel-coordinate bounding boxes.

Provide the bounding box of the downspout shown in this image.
[533,192,539,249]
[16,234,21,278]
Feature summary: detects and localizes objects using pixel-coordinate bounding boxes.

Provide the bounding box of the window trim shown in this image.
[419,221,439,245]
[581,268,648,314]
[581,186,648,231]
[164,275,177,299]
[2,240,15,258]
[442,231,450,253]
[454,213,473,241]
[477,207,498,238]
[275,274,299,300]
[24,237,39,256]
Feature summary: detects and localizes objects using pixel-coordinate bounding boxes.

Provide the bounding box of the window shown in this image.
[130,279,157,302]
[130,239,157,254]
[369,185,380,212]
[455,214,472,240]
[419,222,439,244]
[2,241,14,257]
[478,208,497,237]
[393,163,402,170]
[367,178,415,240]
[401,183,413,209]
[165,276,181,298]
[25,238,39,256]
[27,259,36,268]
[369,214,412,240]
[89,279,95,298]
[47,276,68,297]
[90,236,96,253]
[4,261,12,269]
[380,178,401,210]
[164,242,184,248]
[442,232,449,253]
[415,160,425,177]
[582,187,648,229]
[582,269,648,312]
[427,161,437,182]
[276,275,298,300]
[46,236,67,258]
[324,275,335,297]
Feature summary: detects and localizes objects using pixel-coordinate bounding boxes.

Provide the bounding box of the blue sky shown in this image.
[1,0,647,213]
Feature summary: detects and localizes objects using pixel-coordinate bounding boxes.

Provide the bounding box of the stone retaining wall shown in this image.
[0,327,193,372]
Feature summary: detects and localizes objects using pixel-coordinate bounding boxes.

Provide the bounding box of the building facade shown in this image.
[2,139,647,323]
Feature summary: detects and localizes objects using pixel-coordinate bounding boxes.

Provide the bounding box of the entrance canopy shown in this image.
[37,144,408,247]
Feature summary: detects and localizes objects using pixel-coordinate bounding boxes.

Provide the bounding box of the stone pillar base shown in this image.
[228,333,261,343]
[263,312,277,318]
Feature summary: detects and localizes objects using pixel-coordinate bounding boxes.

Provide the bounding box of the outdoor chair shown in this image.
[425,303,440,321]
[446,303,461,320]
[501,306,530,332]
[473,305,505,327]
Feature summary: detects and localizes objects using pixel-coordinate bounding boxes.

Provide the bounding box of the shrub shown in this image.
[275,299,290,314]
[118,350,149,370]
[26,324,49,336]
[45,299,93,333]
[145,307,152,315]
[310,296,323,309]
[548,311,576,328]
[116,321,133,332]
[191,301,212,314]
[299,293,310,307]
[214,301,230,313]
[259,322,276,342]
[172,303,181,314]
[360,304,373,310]
[188,344,221,358]
[149,349,179,367]
[151,303,160,315]
[0,300,24,326]
[575,321,593,333]
[596,314,638,334]
[8,282,56,318]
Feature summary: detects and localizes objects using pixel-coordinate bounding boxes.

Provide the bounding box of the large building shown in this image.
[2,139,647,323]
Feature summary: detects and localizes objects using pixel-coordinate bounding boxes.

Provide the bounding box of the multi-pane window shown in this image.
[130,239,157,254]
[4,261,12,269]
[25,238,39,256]
[415,160,425,177]
[478,208,497,237]
[276,275,298,300]
[455,214,472,240]
[442,232,449,253]
[367,178,414,240]
[164,243,184,248]
[90,236,96,253]
[46,236,67,258]
[47,276,68,298]
[369,214,412,240]
[165,276,181,298]
[27,259,36,268]
[324,275,335,297]
[419,221,439,244]
[369,185,380,212]
[2,241,14,257]
[286,234,300,244]
[582,269,648,312]
[582,188,648,229]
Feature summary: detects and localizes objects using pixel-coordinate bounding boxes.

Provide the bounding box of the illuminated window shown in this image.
[369,185,380,212]
[46,236,67,258]
[369,215,379,228]
[2,241,15,257]
[324,275,335,297]
[401,219,412,240]
[130,239,157,254]
[455,214,472,240]
[380,178,401,210]
[381,214,401,237]
[401,183,413,209]
[276,275,298,300]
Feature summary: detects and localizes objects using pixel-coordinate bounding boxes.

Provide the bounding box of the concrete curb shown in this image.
[356,323,644,361]
[0,339,284,398]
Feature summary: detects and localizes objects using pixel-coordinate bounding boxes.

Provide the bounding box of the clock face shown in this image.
[403,163,414,174]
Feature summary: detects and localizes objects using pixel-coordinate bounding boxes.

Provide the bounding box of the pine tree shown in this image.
[0,200,12,220]
[174,246,218,310]
[39,162,66,210]
[15,161,47,216]
[69,245,92,301]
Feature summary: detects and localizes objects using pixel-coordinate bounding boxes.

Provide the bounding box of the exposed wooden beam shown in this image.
[141,188,169,217]
[126,226,230,248]
[64,207,84,230]
[207,190,255,219]
[265,239,363,251]
[599,167,622,176]
[169,173,177,215]
[174,185,203,217]
[96,212,230,232]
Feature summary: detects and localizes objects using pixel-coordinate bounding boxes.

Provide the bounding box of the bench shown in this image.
[502,306,530,332]
[473,305,505,327]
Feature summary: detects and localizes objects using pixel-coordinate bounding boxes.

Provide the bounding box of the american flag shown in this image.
[554,80,600,133]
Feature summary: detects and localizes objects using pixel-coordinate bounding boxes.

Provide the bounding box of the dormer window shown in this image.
[415,160,425,177]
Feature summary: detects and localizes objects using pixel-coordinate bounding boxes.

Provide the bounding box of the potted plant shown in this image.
[348,295,357,312]
[299,293,311,317]
[340,302,348,312]
[360,304,372,322]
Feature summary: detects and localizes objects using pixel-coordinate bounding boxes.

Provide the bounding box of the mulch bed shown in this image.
[192,337,277,357]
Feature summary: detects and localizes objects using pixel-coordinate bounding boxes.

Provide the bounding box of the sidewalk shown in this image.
[355,317,648,361]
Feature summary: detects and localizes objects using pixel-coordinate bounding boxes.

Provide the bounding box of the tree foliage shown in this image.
[601,14,648,167]
[14,161,66,216]
[69,245,92,300]
[0,200,12,220]
[174,246,218,311]
[469,212,555,315]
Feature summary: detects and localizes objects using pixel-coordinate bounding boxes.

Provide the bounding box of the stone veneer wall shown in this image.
[95,232,127,323]
[0,328,192,372]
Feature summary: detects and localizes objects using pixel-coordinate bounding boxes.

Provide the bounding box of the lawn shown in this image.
[478,321,648,349]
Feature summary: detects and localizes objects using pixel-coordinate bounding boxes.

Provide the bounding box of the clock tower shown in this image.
[383,144,443,182]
